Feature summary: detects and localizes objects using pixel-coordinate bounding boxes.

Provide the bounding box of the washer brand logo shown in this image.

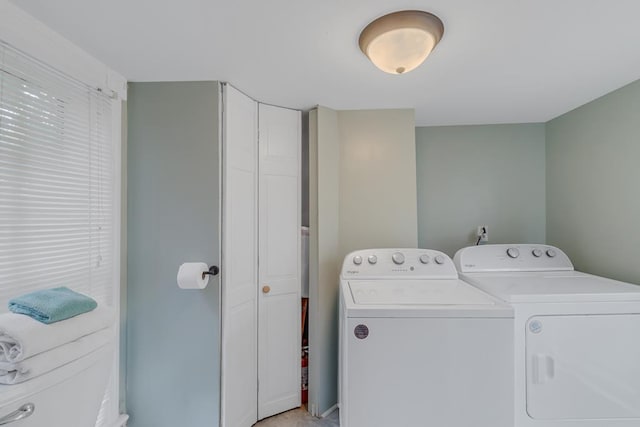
[346,270,359,274]
[464,264,476,268]
[529,320,543,334]
[354,324,369,339]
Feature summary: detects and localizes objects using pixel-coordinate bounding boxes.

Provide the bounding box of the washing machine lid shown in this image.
[348,279,497,305]
[461,271,640,303]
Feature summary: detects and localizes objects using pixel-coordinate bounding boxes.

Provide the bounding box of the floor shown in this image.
[254,408,339,427]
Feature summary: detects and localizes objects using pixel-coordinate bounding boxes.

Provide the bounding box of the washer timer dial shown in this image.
[507,247,520,259]
[392,252,405,265]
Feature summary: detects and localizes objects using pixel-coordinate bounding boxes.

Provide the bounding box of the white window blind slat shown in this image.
[0,137,92,163]
[0,41,118,427]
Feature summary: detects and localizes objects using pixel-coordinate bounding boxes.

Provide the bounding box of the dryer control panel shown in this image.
[453,244,574,273]
[341,248,458,280]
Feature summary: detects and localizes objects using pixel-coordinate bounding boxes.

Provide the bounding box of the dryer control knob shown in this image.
[392,252,405,265]
[546,249,557,258]
[434,255,445,265]
[532,248,543,258]
[368,255,377,265]
[353,255,363,265]
[419,254,430,264]
[507,247,520,258]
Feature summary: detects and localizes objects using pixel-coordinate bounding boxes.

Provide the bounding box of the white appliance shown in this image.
[339,248,514,427]
[454,244,640,427]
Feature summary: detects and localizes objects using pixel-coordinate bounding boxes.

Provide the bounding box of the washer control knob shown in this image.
[353,255,363,265]
[392,252,405,265]
[368,255,378,265]
[532,248,543,258]
[507,247,520,259]
[419,254,430,264]
[546,249,557,258]
[434,255,446,265]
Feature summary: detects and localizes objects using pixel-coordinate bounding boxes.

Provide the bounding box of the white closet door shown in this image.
[221,85,259,427]
[258,104,302,419]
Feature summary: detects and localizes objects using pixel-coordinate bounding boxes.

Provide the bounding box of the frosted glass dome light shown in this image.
[359,11,444,75]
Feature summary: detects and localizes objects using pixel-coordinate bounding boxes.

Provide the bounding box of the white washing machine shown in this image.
[454,244,640,427]
[339,248,514,427]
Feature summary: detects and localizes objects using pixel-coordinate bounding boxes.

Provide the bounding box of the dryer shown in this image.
[454,244,640,427]
[339,248,514,427]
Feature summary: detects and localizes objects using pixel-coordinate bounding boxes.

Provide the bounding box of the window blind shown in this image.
[0,41,119,427]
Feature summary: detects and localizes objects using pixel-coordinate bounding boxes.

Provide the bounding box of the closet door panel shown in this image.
[221,84,258,427]
[258,104,301,419]
[265,175,298,276]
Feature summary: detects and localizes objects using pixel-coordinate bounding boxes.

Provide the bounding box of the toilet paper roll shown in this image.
[177,262,209,289]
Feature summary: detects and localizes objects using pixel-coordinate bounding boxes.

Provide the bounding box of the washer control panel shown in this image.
[453,244,574,273]
[341,248,458,280]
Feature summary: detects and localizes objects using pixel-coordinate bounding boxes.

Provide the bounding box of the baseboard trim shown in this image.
[110,414,129,427]
[320,404,338,418]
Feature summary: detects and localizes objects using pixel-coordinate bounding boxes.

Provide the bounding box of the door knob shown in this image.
[262,285,271,294]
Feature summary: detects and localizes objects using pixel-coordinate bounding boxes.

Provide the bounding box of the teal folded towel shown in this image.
[8,287,97,324]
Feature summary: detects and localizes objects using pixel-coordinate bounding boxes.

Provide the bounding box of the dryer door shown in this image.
[526,314,640,420]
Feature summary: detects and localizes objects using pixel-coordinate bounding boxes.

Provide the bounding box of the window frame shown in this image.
[0,3,126,426]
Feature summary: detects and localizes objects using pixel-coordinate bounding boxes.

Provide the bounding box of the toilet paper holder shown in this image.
[177,262,220,290]
[202,265,220,279]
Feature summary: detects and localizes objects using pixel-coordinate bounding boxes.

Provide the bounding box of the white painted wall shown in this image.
[0,0,126,99]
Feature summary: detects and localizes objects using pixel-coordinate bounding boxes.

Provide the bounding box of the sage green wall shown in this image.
[119,100,128,413]
[546,80,640,284]
[127,82,220,427]
[308,107,340,417]
[416,124,546,256]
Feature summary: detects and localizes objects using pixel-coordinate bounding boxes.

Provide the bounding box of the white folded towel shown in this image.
[0,327,113,384]
[0,305,115,363]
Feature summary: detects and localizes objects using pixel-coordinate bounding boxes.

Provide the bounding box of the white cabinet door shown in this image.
[221,85,258,427]
[526,314,640,420]
[257,104,301,419]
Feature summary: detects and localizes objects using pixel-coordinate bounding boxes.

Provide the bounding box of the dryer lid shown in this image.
[462,271,640,303]
[348,279,497,305]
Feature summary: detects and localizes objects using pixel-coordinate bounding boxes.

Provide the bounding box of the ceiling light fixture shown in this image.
[359,10,444,75]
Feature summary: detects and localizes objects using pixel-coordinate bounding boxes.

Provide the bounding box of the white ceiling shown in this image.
[11,0,640,126]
